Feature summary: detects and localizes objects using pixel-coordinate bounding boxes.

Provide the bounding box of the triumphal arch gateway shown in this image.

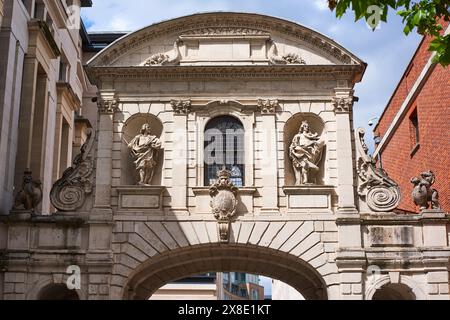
[2,13,449,300]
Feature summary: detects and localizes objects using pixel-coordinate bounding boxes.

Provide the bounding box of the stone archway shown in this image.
[122,244,328,300]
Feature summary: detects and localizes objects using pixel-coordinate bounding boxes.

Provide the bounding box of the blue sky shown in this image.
[81,0,422,297]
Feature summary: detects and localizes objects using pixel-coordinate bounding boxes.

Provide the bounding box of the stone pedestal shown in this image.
[283,186,334,213]
[116,186,166,214]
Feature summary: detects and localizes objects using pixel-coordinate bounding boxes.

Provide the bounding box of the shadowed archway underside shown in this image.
[124,244,328,300]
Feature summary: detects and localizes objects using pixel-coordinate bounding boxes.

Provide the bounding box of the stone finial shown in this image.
[209,168,239,243]
[50,129,95,212]
[170,99,192,115]
[12,169,43,213]
[257,99,279,114]
[355,128,401,212]
[411,171,441,211]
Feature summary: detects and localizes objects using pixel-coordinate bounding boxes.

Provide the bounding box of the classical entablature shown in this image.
[87,12,366,72]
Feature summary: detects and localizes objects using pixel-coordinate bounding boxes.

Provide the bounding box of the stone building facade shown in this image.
[374,20,450,214]
[0,12,449,300]
[0,0,93,299]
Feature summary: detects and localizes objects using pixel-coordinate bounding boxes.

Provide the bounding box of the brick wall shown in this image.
[376,22,450,213]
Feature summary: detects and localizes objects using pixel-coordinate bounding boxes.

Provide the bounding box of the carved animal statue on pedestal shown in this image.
[411,171,440,211]
[13,170,43,212]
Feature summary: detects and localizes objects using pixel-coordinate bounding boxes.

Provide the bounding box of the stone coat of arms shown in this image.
[209,169,239,242]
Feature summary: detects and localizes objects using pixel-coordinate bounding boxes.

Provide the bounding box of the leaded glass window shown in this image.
[204,116,245,187]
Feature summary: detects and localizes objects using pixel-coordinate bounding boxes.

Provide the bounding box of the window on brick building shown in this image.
[409,108,420,155]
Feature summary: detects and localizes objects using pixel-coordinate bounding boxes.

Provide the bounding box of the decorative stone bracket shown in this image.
[355,128,401,212]
[50,129,95,212]
[209,169,239,243]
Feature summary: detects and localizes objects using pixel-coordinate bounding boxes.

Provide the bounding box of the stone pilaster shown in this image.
[258,100,279,214]
[170,100,190,213]
[94,91,117,212]
[333,88,357,213]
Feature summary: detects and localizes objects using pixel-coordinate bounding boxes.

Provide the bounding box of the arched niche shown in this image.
[38,284,80,300]
[121,113,164,186]
[284,113,326,186]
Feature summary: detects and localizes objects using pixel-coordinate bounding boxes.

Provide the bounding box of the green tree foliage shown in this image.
[327,0,450,66]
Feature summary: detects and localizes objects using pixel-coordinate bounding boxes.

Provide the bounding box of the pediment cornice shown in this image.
[88,12,365,68]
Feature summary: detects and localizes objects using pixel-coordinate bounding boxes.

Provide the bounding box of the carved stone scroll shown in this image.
[355,128,401,212]
[50,129,95,212]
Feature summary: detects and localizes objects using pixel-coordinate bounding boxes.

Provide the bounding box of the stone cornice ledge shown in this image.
[1,211,86,227]
[360,212,450,225]
[86,64,364,85]
[192,186,257,196]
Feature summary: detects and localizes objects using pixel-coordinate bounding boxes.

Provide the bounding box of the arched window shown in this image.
[204,116,245,186]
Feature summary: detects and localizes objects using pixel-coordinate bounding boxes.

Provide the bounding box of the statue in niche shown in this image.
[289,121,325,185]
[128,123,162,186]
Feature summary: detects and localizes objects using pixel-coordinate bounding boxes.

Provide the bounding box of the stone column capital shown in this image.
[97,91,119,114]
[257,99,279,115]
[332,88,355,114]
[171,99,192,115]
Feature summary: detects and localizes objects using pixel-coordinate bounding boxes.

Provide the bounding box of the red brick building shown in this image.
[374,21,450,214]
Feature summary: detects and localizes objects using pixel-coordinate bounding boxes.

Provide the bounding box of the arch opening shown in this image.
[372,283,416,300]
[38,284,80,300]
[122,244,328,300]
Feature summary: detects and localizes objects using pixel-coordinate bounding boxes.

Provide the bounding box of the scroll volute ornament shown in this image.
[210,169,239,243]
[355,128,401,212]
[50,129,95,212]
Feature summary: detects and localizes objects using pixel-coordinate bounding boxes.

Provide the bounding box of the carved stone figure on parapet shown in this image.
[289,121,325,185]
[355,128,401,212]
[128,123,162,186]
[411,171,440,211]
[144,39,183,66]
[13,170,42,212]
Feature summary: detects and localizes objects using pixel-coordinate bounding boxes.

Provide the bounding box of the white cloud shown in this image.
[313,0,329,11]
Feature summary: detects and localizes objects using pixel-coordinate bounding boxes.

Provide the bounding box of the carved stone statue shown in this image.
[13,170,43,212]
[210,168,239,243]
[128,124,162,186]
[411,171,440,211]
[289,121,325,185]
[144,39,182,66]
[267,39,306,65]
[355,128,401,212]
